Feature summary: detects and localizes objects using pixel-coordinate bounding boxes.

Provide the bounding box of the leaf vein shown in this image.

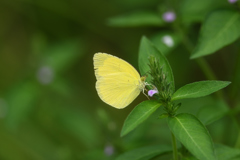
[125,103,159,132]
[174,116,209,159]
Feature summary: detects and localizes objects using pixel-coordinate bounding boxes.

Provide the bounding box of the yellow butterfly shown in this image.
[93,53,147,109]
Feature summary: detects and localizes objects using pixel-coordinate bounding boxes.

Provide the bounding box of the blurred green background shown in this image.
[0,0,239,160]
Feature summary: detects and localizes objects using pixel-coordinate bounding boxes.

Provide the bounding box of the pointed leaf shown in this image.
[168,113,216,160]
[138,36,175,92]
[179,0,227,23]
[215,143,240,160]
[116,145,172,160]
[107,11,164,27]
[172,81,231,101]
[191,10,240,59]
[121,100,161,137]
[197,100,229,125]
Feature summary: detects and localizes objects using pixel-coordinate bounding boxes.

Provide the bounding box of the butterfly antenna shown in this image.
[142,70,150,77]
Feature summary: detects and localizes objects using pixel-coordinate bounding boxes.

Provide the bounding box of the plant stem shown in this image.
[171,132,178,160]
[173,23,223,99]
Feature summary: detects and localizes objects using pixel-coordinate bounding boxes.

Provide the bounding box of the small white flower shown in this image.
[36,66,54,85]
[162,35,174,47]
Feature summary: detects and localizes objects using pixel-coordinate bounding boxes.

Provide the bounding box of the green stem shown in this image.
[171,132,178,160]
[173,23,223,99]
[173,23,216,79]
[229,47,240,104]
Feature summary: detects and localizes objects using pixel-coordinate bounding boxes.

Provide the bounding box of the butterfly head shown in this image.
[140,76,146,83]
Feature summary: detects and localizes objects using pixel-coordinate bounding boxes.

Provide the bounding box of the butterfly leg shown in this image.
[142,88,150,100]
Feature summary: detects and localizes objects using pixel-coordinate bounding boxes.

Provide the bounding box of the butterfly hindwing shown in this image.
[96,72,141,108]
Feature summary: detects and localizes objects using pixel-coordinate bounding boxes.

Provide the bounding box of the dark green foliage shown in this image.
[1,0,240,160]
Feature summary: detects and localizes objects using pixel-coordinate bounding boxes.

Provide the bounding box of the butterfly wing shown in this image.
[93,53,143,109]
[94,53,140,80]
[96,72,141,109]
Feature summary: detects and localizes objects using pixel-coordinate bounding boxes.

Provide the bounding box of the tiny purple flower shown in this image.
[228,0,238,3]
[162,11,176,22]
[148,89,158,97]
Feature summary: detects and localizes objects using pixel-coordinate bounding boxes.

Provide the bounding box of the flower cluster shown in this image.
[147,56,173,102]
[147,56,180,116]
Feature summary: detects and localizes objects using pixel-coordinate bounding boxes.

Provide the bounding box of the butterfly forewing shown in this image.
[94,53,140,80]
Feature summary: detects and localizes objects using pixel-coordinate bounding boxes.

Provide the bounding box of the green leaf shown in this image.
[191,10,240,59]
[182,156,198,160]
[42,39,84,73]
[115,145,172,160]
[150,31,181,56]
[5,81,39,129]
[180,0,213,23]
[138,36,175,92]
[121,100,161,137]
[172,81,231,101]
[215,143,240,160]
[107,10,164,27]
[179,0,228,23]
[168,113,216,160]
[58,108,101,148]
[197,100,229,125]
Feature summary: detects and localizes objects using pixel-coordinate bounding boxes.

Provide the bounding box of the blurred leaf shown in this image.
[197,100,229,125]
[171,81,231,101]
[138,36,175,92]
[182,156,198,160]
[121,100,161,137]
[113,0,160,8]
[5,81,39,129]
[107,10,164,27]
[58,108,101,148]
[215,143,240,160]
[17,123,67,160]
[48,78,72,97]
[115,145,172,160]
[180,0,213,23]
[179,0,228,23]
[41,39,84,73]
[150,31,181,56]
[168,113,216,160]
[81,149,114,160]
[208,116,239,146]
[0,124,41,160]
[30,32,48,56]
[191,10,240,59]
